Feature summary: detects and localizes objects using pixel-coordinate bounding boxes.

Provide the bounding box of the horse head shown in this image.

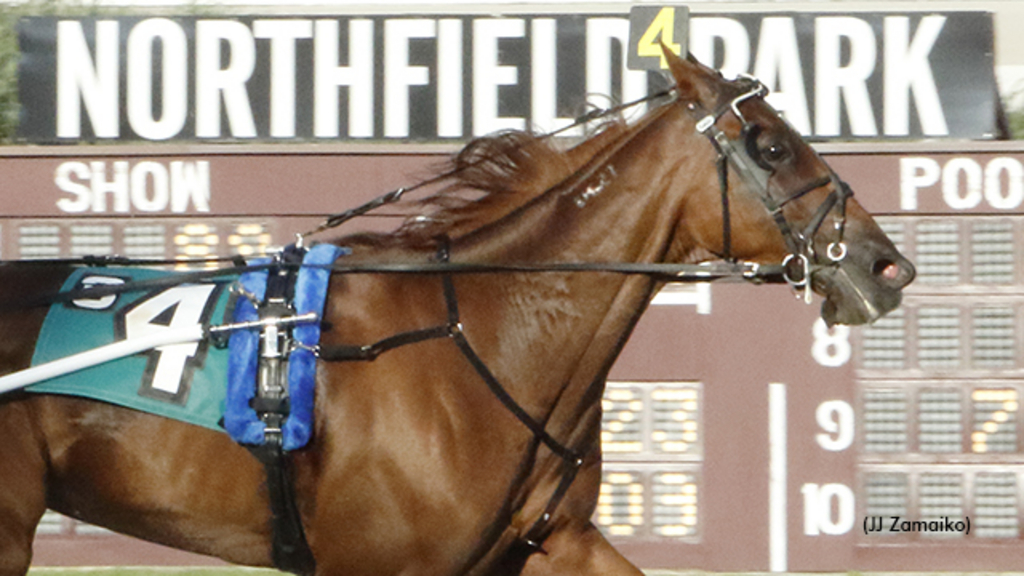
[665,49,915,325]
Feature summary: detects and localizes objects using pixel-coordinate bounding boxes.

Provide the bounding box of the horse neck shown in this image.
[449,103,710,443]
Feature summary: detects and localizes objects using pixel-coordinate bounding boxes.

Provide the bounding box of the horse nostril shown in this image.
[872,259,900,280]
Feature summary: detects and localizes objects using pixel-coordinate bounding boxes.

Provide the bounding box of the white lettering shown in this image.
[195,20,256,138]
[942,157,983,210]
[884,16,947,137]
[55,161,92,213]
[130,161,169,212]
[313,19,374,138]
[171,161,211,213]
[901,156,1024,211]
[900,157,940,210]
[474,19,525,135]
[815,17,878,137]
[90,161,130,213]
[56,20,119,138]
[815,400,855,452]
[689,17,750,79]
[811,318,851,367]
[54,160,210,214]
[254,20,313,138]
[126,18,187,140]
[385,19,436,138]
[531,19,579,136]
[802,483,855,536]
[49,13,964,142]
[984,157,1024,209]
[437,19,463,138]
[754,18,811,135]
[585,19,648,117]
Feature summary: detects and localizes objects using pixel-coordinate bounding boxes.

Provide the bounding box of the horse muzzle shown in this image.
[815,251,916,326]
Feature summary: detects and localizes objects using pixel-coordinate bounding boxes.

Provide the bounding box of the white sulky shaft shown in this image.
[0,325,206,395]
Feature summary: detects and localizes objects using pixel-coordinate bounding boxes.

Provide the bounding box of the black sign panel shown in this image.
[627,6,689,71]
[16,11,996,142]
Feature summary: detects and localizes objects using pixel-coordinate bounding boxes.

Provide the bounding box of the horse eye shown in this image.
[761,143,788,163]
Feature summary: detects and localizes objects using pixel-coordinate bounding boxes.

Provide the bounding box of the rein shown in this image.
[301,89,677,237]
[0,260,785,314]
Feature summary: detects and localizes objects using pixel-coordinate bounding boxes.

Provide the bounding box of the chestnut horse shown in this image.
[0,51,913,576]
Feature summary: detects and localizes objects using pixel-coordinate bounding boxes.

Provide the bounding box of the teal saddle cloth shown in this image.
[26,267,234,431]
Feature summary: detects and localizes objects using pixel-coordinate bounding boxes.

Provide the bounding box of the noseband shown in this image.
[687,76,853,302]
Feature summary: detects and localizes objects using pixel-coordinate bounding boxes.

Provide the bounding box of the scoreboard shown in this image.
[12,141,1024,570]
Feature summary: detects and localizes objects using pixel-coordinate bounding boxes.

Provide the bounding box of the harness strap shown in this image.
[442,279,580,463]
[319,238,584,552]
[319,326,450,361]
[436,237,580,463]
[715,154,733,262]
[521,452,585,552]
[249,441,316,576]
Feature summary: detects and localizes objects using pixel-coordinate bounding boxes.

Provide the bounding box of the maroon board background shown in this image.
[9,140,1024,570]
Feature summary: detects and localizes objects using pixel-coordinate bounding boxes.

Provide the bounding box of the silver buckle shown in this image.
[782,253,813,304]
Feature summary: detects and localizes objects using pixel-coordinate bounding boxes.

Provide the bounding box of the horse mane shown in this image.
[340,119,632,248]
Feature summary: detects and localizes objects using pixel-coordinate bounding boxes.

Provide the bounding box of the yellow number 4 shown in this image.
[637,7,682,69]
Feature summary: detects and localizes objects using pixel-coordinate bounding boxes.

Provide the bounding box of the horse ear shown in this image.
[663,45,717,106]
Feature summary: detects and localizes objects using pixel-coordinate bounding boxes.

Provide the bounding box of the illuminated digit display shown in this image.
[174,223,220,266]
[227,223,274,258]
[651,387,700,454]
[596,471,645,536]
[652,472,698,537]
[971,389,1018,453]
[598,382,701,541]
[601,387,644,454]
[601,382,701,458]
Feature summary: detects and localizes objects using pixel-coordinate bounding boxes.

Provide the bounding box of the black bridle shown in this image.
[686,75,854,303]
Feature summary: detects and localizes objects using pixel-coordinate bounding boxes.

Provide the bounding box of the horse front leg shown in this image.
[519,522,643,576]
[0,400,48,576]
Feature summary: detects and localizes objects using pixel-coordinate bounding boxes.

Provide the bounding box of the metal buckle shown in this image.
[728,76,768,125]
[696,115,716,134]
[827,241,847,262]
[782,253,813,304]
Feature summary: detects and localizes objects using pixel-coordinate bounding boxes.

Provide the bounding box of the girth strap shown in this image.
[235,245,323,576]
[248,441,316,576]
